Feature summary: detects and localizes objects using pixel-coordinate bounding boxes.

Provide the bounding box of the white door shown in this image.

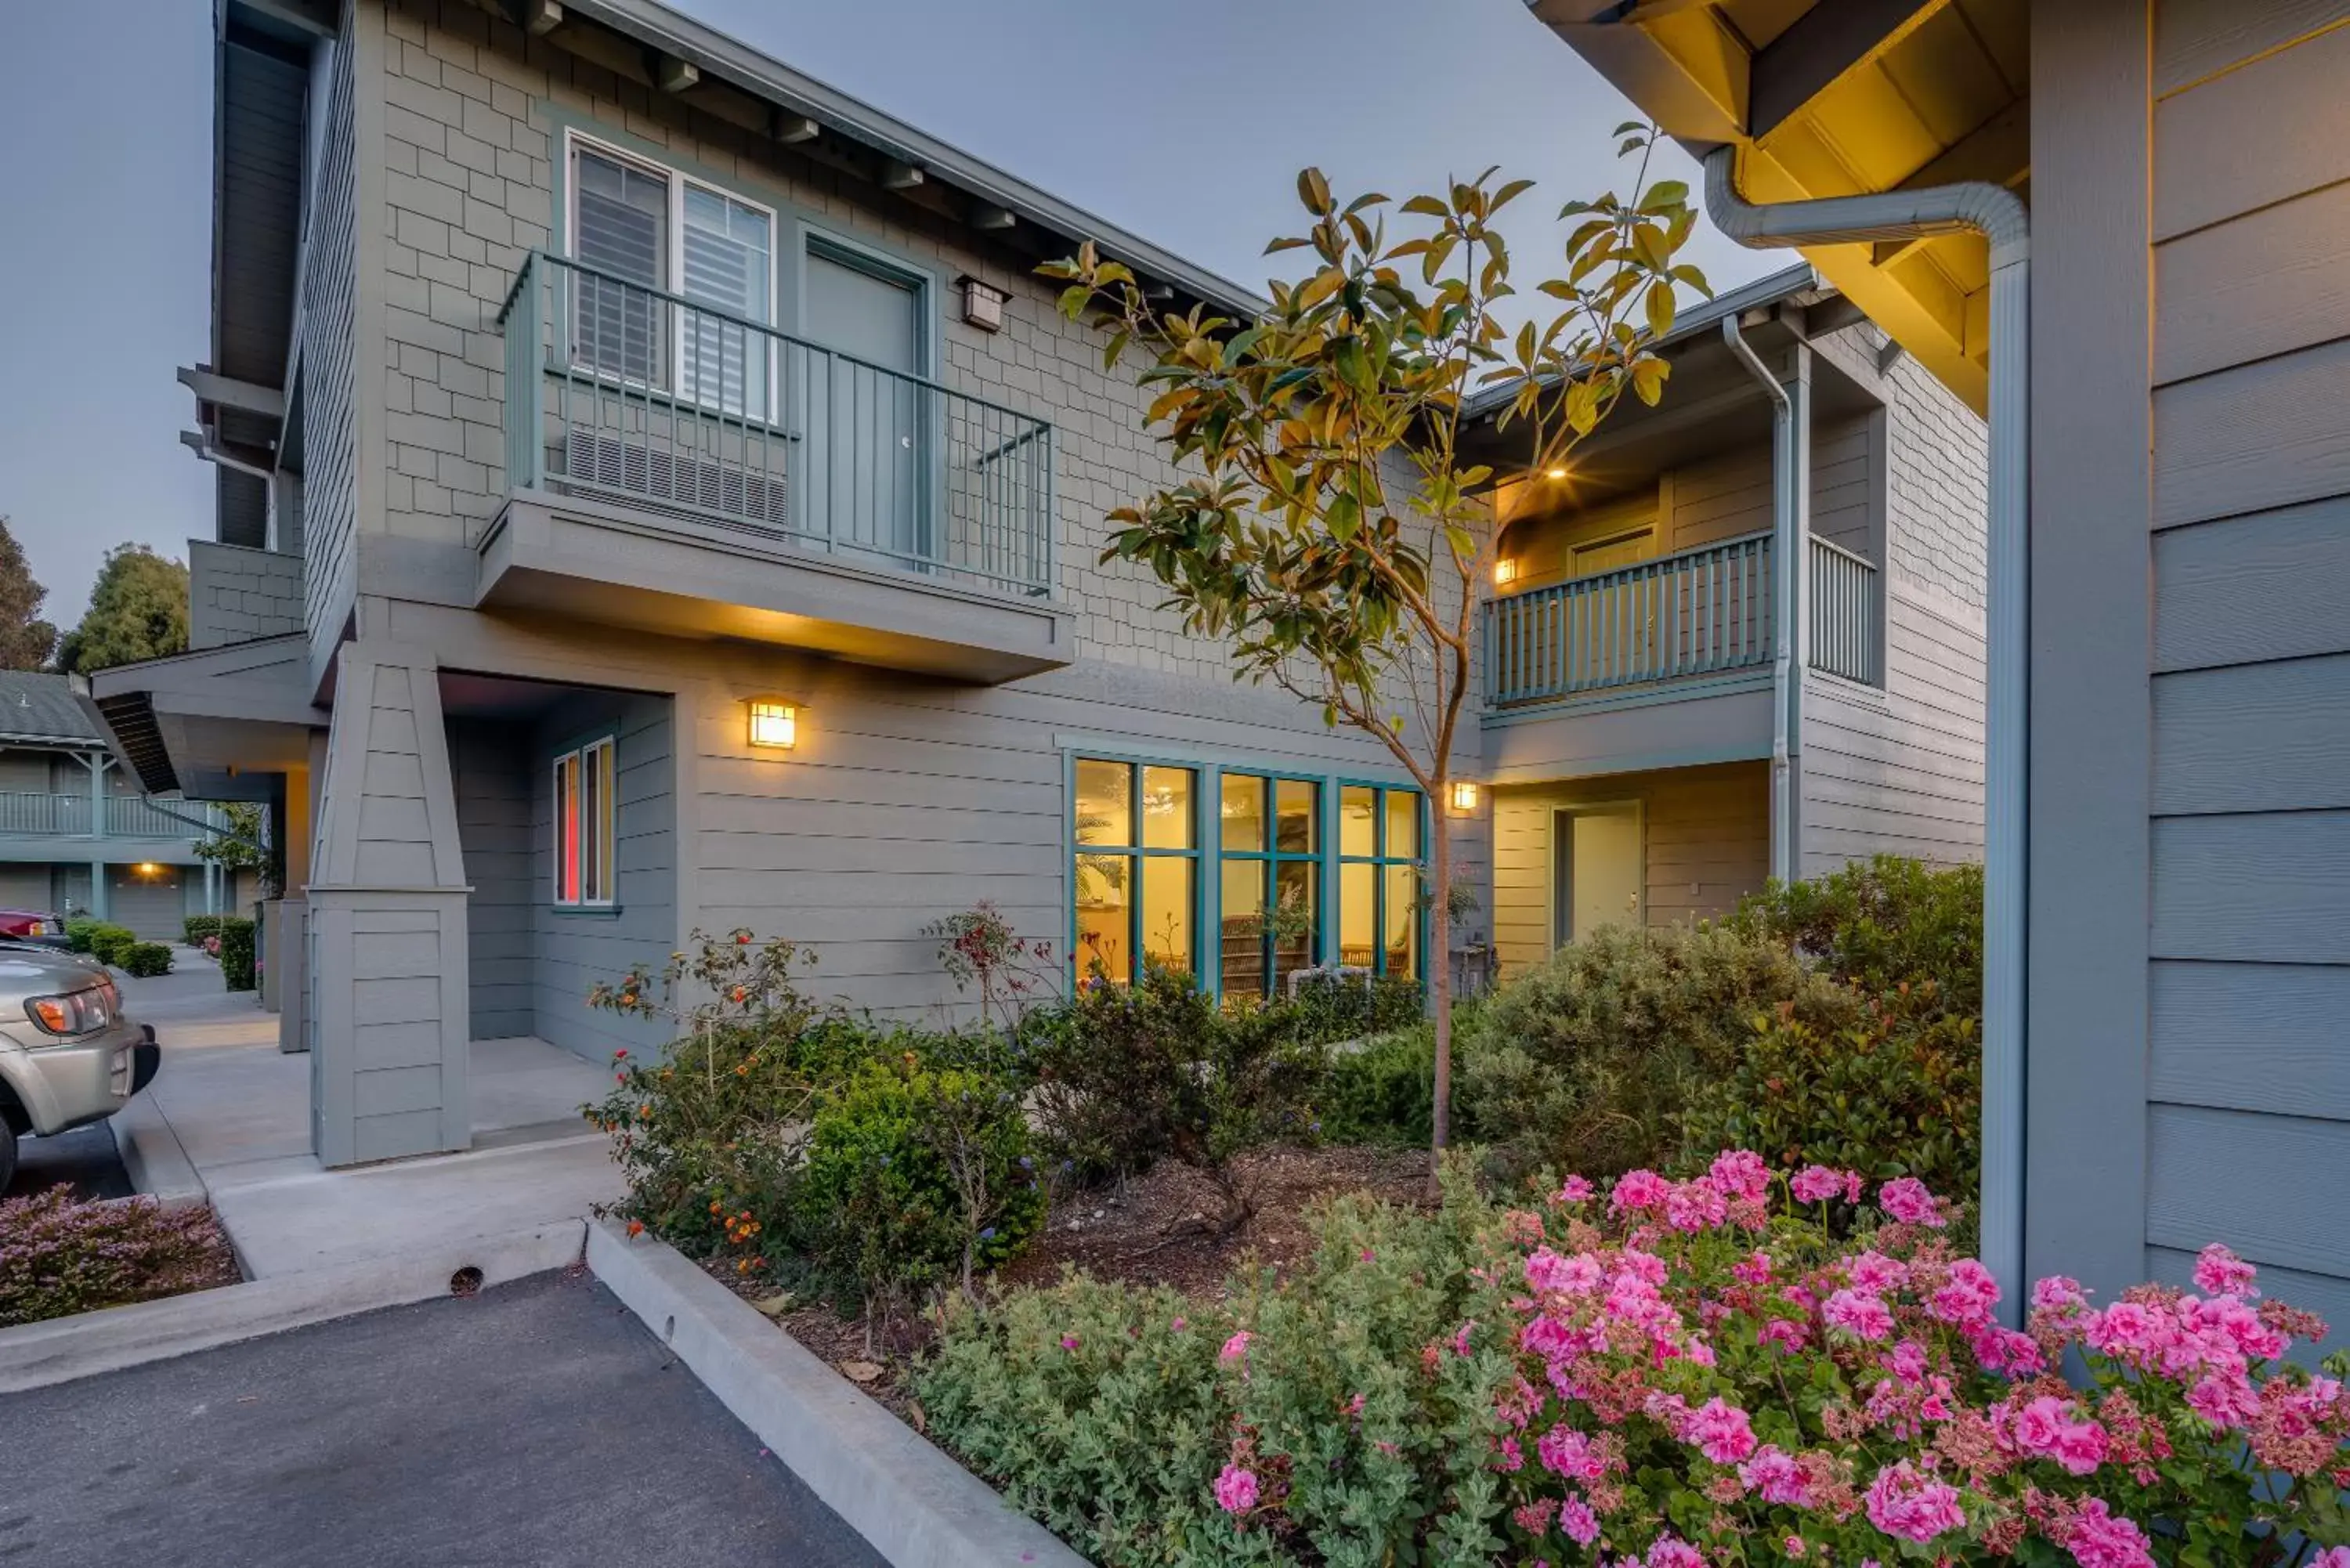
[1556,804,1642,944]
[803,243,925,563]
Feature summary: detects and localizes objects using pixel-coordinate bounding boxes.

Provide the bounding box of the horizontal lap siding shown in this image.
[2144,1,2350,1333]
[1490,763,1766,981]
[1799,584,1986,878]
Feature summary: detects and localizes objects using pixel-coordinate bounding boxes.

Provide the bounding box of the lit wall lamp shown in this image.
[135,862,162,878]
[1448,781,1480,815]
[1493,558,1519,587]
[746,698,798,750]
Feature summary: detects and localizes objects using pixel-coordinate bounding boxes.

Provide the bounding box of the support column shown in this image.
[1780,341,1813,880]
[304,642,472,1166]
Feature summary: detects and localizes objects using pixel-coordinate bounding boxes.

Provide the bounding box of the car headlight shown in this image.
[26,987,114,1039]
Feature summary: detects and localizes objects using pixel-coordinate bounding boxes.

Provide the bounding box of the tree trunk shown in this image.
[1427,785,1454,1200]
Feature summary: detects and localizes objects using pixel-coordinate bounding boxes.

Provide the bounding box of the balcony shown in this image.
[1481,533,1879,779]
[486,253,1072,682]
[0,791,212,861]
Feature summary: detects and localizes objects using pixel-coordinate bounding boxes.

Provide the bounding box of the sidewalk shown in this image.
[114,953,624,1280]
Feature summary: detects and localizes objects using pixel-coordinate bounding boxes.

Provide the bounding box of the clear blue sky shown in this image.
[0,0,1772,629]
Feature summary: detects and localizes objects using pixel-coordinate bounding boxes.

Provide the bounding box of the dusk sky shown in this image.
[0,0,1773,629]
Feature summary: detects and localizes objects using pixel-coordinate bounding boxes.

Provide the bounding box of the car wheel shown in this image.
[0,1127,17,1194]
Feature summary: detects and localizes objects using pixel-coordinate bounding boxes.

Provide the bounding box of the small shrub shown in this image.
[182,915,223,944]
[925,901,1056,1027]
[1460,920,1864,1181]
[1731,851,1983,1013]
[1318,1024,1452,1147]
[120,941,175,978]
[0,1189,233,1328]
[64,918,99,954]
[1681,987,1981,1203]
[215,916,257,990]
[87,924,138,966]
[1023,962,1322,1230]
[789,1059,1044,1325]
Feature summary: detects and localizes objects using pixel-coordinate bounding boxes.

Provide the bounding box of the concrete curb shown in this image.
[110,1096,208,1212]
[0,1219,587,1394]
[584,1219,1087,1568]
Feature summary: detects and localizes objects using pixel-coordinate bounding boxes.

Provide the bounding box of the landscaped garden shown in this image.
[577,853,2350,1566]
[0,1187,240,1328]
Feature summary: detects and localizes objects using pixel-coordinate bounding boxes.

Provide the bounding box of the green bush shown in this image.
[64,918,99,954]
[0,1189,233,1328]
[86,924,138,966]
[182,915,223,945]
[1459,920,1864,1182]
[120,941,174,978]
[919,1163,1516,1566]
[1682,986,1981,1204]
[789,1059,1044,1321]
[215,916,257,991]
[1730,852,1982,1014]
[1022,962,1323,1230]
[1318,1022,1461,1148]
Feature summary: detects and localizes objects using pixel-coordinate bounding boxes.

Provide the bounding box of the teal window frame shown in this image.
[1067,754,1204,988]
[1335,779,1427,981]
[1212,770,1325,1000]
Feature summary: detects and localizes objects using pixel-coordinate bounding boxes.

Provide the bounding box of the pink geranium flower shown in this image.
[1824,1288,1896,1342]
[1557,1497,1599,1545]
[1863,1460,1965,1542]
[1212,1463,1257,1515]
[1876,1176,1947,1228]
[1219,1331,1252,1364]
[2193,1242,2259,1298]
[2066,1499,2156,1568]
[1790,1164,1847,1204]
[1682,1397,1759,1464]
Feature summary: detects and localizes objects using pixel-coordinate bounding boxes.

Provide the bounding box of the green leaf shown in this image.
[1296,166,1333,215]
[1101,329,1130,370]
[1264,235,1312,255]
[1400,194,1448,219]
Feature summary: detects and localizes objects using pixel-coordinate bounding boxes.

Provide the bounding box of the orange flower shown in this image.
[626,1219,645,1237]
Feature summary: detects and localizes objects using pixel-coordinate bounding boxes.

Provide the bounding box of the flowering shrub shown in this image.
[0,1189,235,1327]
[921,1153,2350,1567]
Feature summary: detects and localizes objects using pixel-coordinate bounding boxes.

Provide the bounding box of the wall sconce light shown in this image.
[135,862,162,878]
[1544,466,1568,480]
[746,698,798,750]
[959,276,1007,333]
[1493,558,1519,586]
[1448,781,1480,815]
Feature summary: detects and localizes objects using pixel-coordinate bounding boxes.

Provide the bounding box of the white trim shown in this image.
[549,737,617,909]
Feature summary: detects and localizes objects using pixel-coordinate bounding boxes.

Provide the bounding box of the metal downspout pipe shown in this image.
[1719,318,1799,885]
[1702,146,2030,1320]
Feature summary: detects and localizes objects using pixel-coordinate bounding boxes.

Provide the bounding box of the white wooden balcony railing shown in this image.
[1483,530,1881,706]
[0,792,209,841]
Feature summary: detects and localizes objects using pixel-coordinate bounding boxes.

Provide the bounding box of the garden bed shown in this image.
[716,1142,1431,1418]
[0,1189,243,1328]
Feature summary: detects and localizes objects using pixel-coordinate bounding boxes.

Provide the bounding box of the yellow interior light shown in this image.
[747,699,797,750]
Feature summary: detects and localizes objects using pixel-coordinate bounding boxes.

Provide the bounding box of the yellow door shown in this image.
[1558,804,1643,944]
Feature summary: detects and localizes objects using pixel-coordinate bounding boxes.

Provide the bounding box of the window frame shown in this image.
[560,128,781,412]
[551,732,619,910]
[1336,778,1427,981]
[1212,769,1325,1001]
[1067,754,1203,988]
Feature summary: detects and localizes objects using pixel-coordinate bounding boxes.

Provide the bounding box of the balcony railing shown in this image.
[1808,535,1880,685]
[1485,532,1775,705]
[0,792,207,840]
[498,251,1055,598]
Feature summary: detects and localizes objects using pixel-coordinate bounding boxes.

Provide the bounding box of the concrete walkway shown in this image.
[115,955,624,1279]
[0,1270,884,1568]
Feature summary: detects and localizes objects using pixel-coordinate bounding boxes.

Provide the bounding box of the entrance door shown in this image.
[802,241,926,564]
[1554,803,1643,945]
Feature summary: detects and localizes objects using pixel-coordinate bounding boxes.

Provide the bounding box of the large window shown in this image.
[1217,773,1321,998]
[552,736,616,908]
[1338,783,1423,979]
[1072,757,1198,985]
[567,137,775,415]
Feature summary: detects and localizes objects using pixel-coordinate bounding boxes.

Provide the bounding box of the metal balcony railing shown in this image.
[497,251,1056,598]
[1485,532,1776,705]
[1808,535,1881,685]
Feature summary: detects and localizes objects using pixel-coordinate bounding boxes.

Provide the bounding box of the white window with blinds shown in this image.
[566,133,776,417]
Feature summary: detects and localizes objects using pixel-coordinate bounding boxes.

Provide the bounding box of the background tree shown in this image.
[56,545,189,675]
[1045,125,1705,1169]
[193,801,278,901]
[0,518,59,670]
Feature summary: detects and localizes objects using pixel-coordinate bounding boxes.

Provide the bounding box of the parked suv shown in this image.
[0,946,158,1190]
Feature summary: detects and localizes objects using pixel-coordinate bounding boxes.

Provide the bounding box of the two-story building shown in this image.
[91,0,1987,1170]
[0,670,233,937]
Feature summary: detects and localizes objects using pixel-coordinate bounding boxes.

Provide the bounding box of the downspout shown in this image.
[1703,146,2030,1321]
[1719,317,1797,884]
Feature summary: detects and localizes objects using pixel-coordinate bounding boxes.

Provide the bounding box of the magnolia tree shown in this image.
[1044,125,1708,1163]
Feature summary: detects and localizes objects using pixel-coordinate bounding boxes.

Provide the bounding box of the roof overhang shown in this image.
[81,634,323,799]
[1528,0,2027,415]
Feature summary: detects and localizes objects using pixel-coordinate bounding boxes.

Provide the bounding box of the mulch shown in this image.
[705,1143,1432,1423]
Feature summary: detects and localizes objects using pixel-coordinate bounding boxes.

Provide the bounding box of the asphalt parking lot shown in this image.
[0,1269,885,1568]
[4,1118,132,1201]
